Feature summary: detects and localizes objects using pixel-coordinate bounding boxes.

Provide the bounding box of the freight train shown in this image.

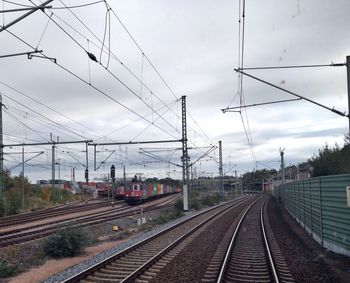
[97,184,125,199]
[124,181,181,204]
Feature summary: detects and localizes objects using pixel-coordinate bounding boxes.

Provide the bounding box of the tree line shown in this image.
[241,133,350,189]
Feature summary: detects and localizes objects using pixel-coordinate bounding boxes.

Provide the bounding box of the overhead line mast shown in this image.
[182,96,189,211]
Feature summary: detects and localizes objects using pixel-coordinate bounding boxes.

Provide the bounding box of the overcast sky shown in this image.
[0,0,349,182]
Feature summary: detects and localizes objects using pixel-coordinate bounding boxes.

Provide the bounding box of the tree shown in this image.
[308,142,350,177]
[345,133,350,145]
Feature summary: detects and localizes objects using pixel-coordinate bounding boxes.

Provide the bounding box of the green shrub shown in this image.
[43,227,88,258]
[6,188,21,215]
[0,260,19,278]
[190,198,202,210]
[154,210,184,225]
[154,214,168,225]
[202,194,220,207]
[0,199,5,217]
[190,190,200,198]
[174,198,183,211]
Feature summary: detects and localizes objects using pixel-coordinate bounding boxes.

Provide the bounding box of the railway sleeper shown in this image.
[103,267,135,274]
[142,271,158,277]
[202,274,217,281]
[232,250,266,256]
[227,268,271,275]
[206,265,222,271]
[228,263,269,270]
[92,271,128,279]
[117,257,147,263]
[148,267,161,273]
[224,273,271,282]
[86,275,121,282]
[139,274,154,281]
[109,262,140,268]
[230,259,268,267]
[100,267,132,275]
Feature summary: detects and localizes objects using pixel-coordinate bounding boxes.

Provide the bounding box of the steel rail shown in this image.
[0,201,177,248]
[216,196,261,282]
[261,197,279,283]
[62,195,252,283]
[217,195,281,283]
[120,196,253,282]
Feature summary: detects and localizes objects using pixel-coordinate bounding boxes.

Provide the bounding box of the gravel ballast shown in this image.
[267,197,350,283]
[42,207,205,283]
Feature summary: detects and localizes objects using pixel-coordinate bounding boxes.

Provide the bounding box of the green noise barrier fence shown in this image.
[273,174,350,256]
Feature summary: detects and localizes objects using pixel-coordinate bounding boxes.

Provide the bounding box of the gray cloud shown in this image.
[1,0,349,182]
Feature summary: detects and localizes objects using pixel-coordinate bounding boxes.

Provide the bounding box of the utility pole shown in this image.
[52,144,55,189]
[21,146,24,208]
[85,142,89,184]
[123,164,126,192]
[111,165,115,201]
[280,148,286,205]
[181,96,189,211]
[235,170,238,198]
[219,141,223,201]
[347,55,350,134]
[57,159,61,182]
[0,95,3,199]
[240,175,243,195]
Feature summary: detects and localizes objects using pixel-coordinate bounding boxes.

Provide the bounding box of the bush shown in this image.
[174,199,183,211]
[43,227,87,258]
[190,198,202,210]
[0,200,5,217]
[0,260,19,278]
[154,210,184,225]
[202,194,220,207]
[190,190,200,198]
[7,190,21,215]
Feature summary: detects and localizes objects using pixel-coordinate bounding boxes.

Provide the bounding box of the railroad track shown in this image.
[61,195,254,283]
[0,200,119,229]
[0,195,179,248]
[216,196,294,283]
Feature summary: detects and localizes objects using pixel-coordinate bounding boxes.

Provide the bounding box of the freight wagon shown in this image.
[124,181,181,204]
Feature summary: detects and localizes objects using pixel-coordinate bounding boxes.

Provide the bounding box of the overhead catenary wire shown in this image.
[7,105,86,141]
[2,28,182,178]
[5,29,180,141]
[31,2,182,138]
[2,0,34,8]
[49,1,105,10]
[99,0,111,68]
[1,92,89,140]
[4,109,49,142]
[130,99,179,142]
[237,0,257,167]
[105,1,215,146]
[0,80,105,138]
[48,1,213,150]
[35,11,52,49]
[5,1,215,177]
